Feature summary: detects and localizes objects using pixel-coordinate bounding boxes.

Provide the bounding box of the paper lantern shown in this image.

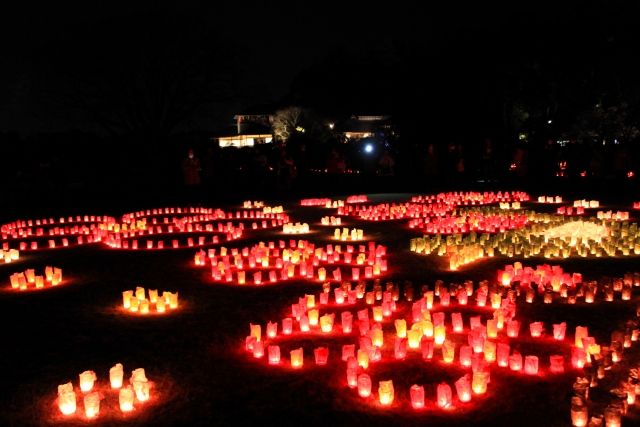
[472,371,489,394]
[524,355,538,375]
[570,401,588,427]
[434,325,446,346]
[110,363,124,389]
[549,355,564,373]
[119,386,135,412]
[357,374,372,397]
[79,370,97,393]
[571,347,587,369]
[455,375,472,403]
[308,309,319,327]
[394,319,407,338]
[371,328,384,348]
[442,340,455,363]
[407,329,422,349]
[357,349,369,369]
[57,383,77,415]
[378,380,394,405]
[452,312,463,333]
[509,353,522,371]
[483,341,496,363]
[497,343,510,367]
[553,322,566,341]
[84,392,101,418]
[250,324,261,342]
[575,326,589,348]
[314,347,329,365]
[282,318,293,335]
[486,319,498,338]
[394,337,407,359]
[604,406,622,427]
[410,384,425,409]
[529,322,543,338]
[437,383,452,408]
[341,312,353,333]
[268,345,280,364]
[290,348,303,368]
[133,379,150,402]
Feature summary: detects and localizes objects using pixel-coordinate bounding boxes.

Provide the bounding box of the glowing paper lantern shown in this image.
[84,392,101,418]
[290,348,304,368]
[472,371,489,394]
[268,345,281,364]
[549,355,564,373]
[529,322,543,338]
[507,320,520,338]
[79,370,97,393]
[434,325,446,346]
[437,383,452,408]
[497,343,510,368]
[358,374,372,397]
[524,355,538,375]
[442,340,455,363]
[510,352,523,371]
[395,319,407,338]
[110,363,124,389]
[455,375,472,402]
[570,401,588,427]
[314,347,329,365]
[57,382,77,415]
[410,384,425,409]
[378,380,394,405]
[553,322,566,341]
[119,386,135,412]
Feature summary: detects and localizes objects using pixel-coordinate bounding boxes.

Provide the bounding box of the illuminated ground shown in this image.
[1,194,639,426]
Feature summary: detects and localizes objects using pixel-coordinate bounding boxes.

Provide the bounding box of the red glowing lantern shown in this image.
[524,355,538,375]
[549,355,564,373]
[410,384,425,409]
[314,347,329,365]
[455,375,472,403]
[437,383,452,408]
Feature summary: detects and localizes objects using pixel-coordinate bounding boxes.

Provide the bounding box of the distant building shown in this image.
[214,110,275,148]
[334,115,393,142]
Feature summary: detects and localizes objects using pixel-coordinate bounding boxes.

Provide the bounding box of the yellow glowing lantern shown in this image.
[378,380,394,405]
[122,291,133,309]
[110,363,124,389]
[357,349,369,369]
[308,309,319,326]
[486,319,498,338]
[372,306,383,322]
[320,314,334,332]
[156,298,166,313]
[250,323,261,342]
[84,392,101,418]
[135,286,145,301]
[483,341,496,363]
[140,299,150,314]
[148,289,158,304]
[472,371,489,394]
[407,329,422,349]
[133,380,150,402]
[119,386,135,412]
[79,370,97,393]
[290,348,304,368]
[491,293,502,309]
[395,319,407,338]
[434,325,446,346]
[575,326,589,348]
[57,382,76,415]
[371,328,384,347]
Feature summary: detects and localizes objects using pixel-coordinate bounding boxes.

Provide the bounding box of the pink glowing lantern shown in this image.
[268,345,280,364]
[472,371,489,394]
[524,355,538,375]
[282,318,293,335]
[553,322,566,341]
[529,322,543,338]
[253,341,264,358]
[341,312,353,333]
[452,312,463,333]
[510,352,523,371]
[497,343,510,368]
[455,375,472,402]
[507,320,520,338]
[395,338,407,360]
[437,383,452,408]
[460,345,472,367]
[410,384,425,409]
[358,374,372,397]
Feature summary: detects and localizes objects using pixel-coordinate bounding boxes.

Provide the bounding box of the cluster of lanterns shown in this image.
[243,201,264,208]
[300,198,345,208]
[194,240,388,285]
[282,223,310,234]
[57,364,151,418]
[321,216,341,226]
[538,196,563,203]
[333,228,364,241]
[408,208,529,234]
[0,248,19,263]
[9,266,63,290]
[411,216,640,270]
[243,271,585,410]
[121,287,179,314]
[573,200,600,209]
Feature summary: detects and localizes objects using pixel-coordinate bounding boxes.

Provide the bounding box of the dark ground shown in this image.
[1,193,640,426]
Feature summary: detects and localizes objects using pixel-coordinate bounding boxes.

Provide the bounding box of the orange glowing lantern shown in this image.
[472,371,489,394]
[79,370,97,393]
[378,380,394,405]
[250,324,261,342]
[486,319,498,339]
[437,383,452,408]
[290,348,304,368]
[371,328,384,348]
[110,363,123,389]
[357,349,369,369]
[410,384,425,409]
[524,355,538,375]
[268,345,280,364]
[575,326,589,348]
[570,401,588,427]
[455,375,472,402]
[483,341,496,363]
[57,382,77,415]
[395,319,407,338]
[358,374,372,397]
[442,340,455,363]
[119,386,135,412]
[267,321,278,338]
[308,309,319,326]
[84,392,101,418]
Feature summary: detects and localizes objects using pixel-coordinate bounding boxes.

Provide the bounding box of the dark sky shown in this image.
[0,1,636,134]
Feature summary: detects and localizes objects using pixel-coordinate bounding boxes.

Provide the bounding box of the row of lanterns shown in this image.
[9,266,62,290]
[121,287,179,314]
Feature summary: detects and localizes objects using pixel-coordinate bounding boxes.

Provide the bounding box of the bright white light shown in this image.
[364,143,374,153]
[547,120,552,124]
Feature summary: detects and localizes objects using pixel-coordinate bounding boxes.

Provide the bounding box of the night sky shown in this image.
[1,1,638,136]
